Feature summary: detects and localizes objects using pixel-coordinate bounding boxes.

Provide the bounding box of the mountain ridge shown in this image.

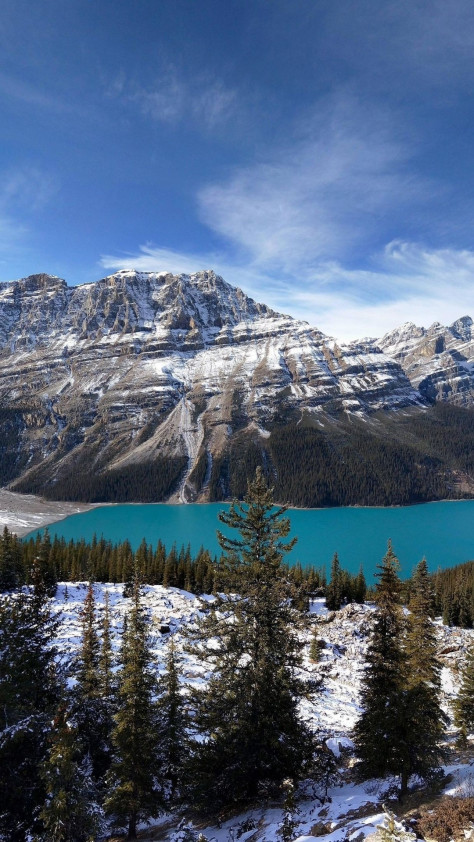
[0,269,473,506]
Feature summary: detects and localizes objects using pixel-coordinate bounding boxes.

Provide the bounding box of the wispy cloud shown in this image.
[100,93,472,340]
[0,165,58,260]
[108,67,238,130]
[0,71,85,116]
[198,93,430,271]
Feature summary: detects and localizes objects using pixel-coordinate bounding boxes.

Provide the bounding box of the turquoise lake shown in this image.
[28,500,474,581]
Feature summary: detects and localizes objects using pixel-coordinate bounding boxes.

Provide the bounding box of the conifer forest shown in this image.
[0,470,473,842]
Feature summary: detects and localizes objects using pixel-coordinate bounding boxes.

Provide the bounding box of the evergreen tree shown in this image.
[188,467,313,811]
[400,557,446,788]
[105,578,162,839]
[0,526,22,591]
[454,640,474,742]
[76,583,100,699]
[325,552,342,610]
[98,590,114,702]
[354,565,367,604]
[37,703,105,842]
[74,583,111,781]
[354,542,408,793]
[0,579,60,839]
[158,639,188,803]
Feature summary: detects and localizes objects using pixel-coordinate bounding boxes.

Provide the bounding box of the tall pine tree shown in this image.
[188,467,314,812]
[0,576,60,840]
[37,703,105,842]
[105,578,162,839]
[454,640,474,742]
[400,557,446,790]
[354,542,408,792]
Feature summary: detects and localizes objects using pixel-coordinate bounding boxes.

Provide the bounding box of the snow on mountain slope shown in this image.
[0,270,423,500]
[377,315,474,405]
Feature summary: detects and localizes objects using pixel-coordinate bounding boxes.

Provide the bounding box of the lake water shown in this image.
[27,499,474,581]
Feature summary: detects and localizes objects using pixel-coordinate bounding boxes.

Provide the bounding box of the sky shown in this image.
[2,0,474,340]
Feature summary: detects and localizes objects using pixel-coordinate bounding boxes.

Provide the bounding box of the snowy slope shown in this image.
[50,584,474,842]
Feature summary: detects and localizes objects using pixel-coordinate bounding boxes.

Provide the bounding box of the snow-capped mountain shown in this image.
[0,270,472,503]
[376,316,474,405]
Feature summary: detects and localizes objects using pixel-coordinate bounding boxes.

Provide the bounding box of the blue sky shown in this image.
[2,0,474,339]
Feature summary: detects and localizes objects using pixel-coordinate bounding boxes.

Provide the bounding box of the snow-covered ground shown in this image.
[51,585,474,842]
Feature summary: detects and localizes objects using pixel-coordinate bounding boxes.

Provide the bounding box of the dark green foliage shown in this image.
[105,579,162,839]
[267,425,445,507]
[453,641,474,741]
[0,577,60,840]
[37,704,104,842]
[206,405,474,508]
[15,456,187,503]
[354,542,408,790]
[400,558,446,790]
[0,525,23,590]
[73,584,113,782]
[432,561,474,628]
[355,549,446,797]
[188,468,314,812]
[309,633,325,662]
[326,552,342,610]
[157,639,188,803]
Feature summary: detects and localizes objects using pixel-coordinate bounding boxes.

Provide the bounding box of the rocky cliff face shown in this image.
[0,270,471,504]
[376,316,474,405]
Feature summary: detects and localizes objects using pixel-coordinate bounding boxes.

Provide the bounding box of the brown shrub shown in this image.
[416,797,474,842]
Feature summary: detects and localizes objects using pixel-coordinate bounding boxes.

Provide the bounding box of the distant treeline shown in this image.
[213,404,474,507]
[0,527,327,605]
[10,404,474,508]
[0,525,472,626]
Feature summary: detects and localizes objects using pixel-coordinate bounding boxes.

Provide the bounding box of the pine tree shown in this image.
[188,467,313,811]
[0,525,22,591]
[73,583,112,781]
[76,583,100,699]
[105,578,162,839]
[98,590,114,702]
[354,542,408,793]
[454,640,474,742]
[37,703,105,842]
[0,578,60,839]
[278,779,300,842]
[157,638,188,803]
[325,552,342,610]
[400,557,446,789]
[354,565,367,604]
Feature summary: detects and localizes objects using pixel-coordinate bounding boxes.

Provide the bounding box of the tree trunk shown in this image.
[399,768,408,800]
[128,810,137,839]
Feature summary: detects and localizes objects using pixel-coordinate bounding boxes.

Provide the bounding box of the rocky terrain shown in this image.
[377,316,474,406]
[0,270,472,505]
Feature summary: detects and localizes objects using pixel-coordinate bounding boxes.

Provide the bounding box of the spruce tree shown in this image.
[0,526,22,591]
[98,590,114,702]
[454,640,474,741]
[354,542,408,792]
[188,467,313,811]
[401,557,446,789]
[73,583,111,781]
[105,578,162,839]
[0,578,60,839]
[157,638,188,803]
[325,552,342,610]
[37,703,105,842]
